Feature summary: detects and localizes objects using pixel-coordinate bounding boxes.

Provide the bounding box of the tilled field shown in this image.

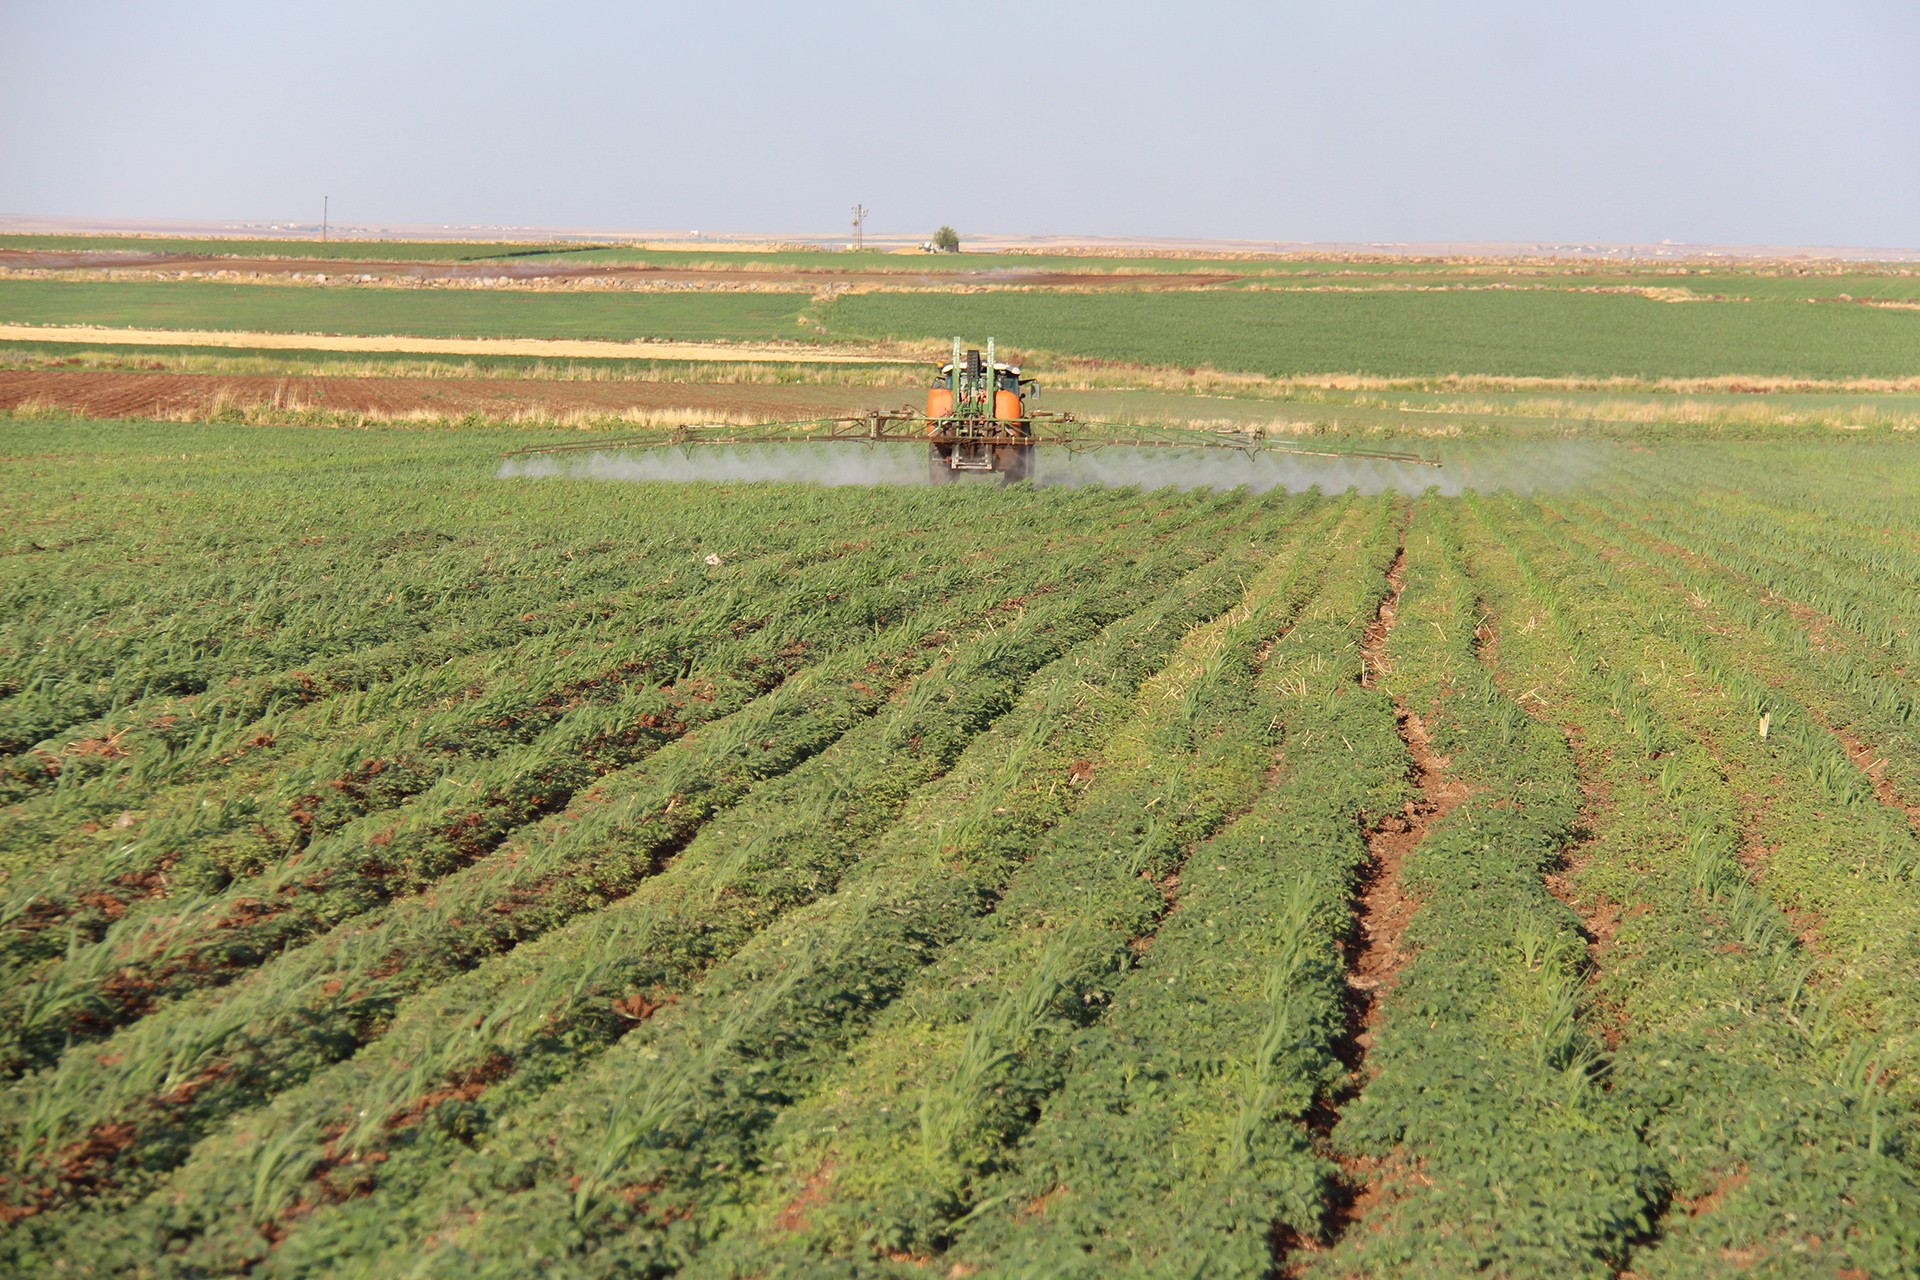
[1,420,1917,1278]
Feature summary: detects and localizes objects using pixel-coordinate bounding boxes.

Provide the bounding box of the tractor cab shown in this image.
[934,360,1033,400]
[925,337,1036,484]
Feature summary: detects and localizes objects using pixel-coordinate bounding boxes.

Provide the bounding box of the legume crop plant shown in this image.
[1,416,1916,1279]
[3,237,1920,1276]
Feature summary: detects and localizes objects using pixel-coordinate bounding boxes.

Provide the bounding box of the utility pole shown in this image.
[850,204,867,250]
[322,195,329,242]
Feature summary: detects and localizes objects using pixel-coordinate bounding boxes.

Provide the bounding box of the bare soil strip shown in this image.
[1540,752,1622,1020]
[1280,536,1469,1271]
[0,369,898,423]
[1345,705,1466,1052]
[1836,727,1920,841]
[0,324,915,365]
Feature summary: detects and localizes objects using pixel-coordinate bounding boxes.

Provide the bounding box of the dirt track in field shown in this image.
[0,250,1243,290]
[1281,532,1470,1274]
[1348,539,1464,1042]
[0,369,901,422]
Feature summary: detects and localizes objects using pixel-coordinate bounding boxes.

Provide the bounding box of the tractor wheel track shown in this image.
[1280,526,1469,1272]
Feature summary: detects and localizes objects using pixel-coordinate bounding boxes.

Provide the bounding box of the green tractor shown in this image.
[924,337,1038,484]
[499,333,1444,483]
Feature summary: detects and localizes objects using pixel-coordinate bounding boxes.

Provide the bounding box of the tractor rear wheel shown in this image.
[928,445,953,485]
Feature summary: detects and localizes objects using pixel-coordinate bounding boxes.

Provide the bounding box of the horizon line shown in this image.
[3,214,1918,263]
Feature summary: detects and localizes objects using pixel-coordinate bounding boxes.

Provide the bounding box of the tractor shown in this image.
[497,335,1444,481]
[925,337,1037,484]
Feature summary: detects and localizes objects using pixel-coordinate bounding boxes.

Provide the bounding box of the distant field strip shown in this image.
[0,324,911,364]
[5,277,1918,382]
[825,289,1920,380]
[0,281,812,343]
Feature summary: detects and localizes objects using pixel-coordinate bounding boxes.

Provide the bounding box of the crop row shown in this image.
[917,501,1409,1278]
[1309,502,1654,1276]
[1458,496,1920,1278]
[1565,469,1920,806]
[1,440,1148,773]
[0,490,1299,1262]
[235,500,1309,1277]
[0,479,1090,835]
[0,493,1190,1072]
[820,289,1920,381]
[1,485,865,847]
[0,495,1251,1220]
[1507,497,1920,1039]
[683,497,1377,1275]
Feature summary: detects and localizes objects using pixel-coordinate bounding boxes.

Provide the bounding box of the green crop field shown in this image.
[825,289,1920,381]
[0,280,811,344]
[1,412,1918,1278]
[8,271,1916,385]
[2,239,1919,1278]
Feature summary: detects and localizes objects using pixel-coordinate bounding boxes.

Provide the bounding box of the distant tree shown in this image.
[933,225,960,253]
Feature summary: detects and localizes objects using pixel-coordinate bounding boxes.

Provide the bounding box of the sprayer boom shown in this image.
[497,338,1441,478]
[498,414,1440,469]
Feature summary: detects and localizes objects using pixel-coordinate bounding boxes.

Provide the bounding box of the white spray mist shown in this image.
[497,440,1603,496]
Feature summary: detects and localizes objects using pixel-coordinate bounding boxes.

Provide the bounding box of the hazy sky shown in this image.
[4,0,1916,246]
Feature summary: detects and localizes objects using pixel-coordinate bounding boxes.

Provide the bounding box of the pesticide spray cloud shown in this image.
[1031,441,1603,495]
[499,445,926,487]
[497,441,1603,496]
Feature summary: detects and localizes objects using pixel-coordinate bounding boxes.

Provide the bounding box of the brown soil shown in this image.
[0,249,1243,291]
[611,990,675,1022]
[1345,704,1467,1053]
[1,1119,140,1214]
[1018,1184,1068,1220]
[1346,541,1472,1046]
[1471,603,1499,668]
[1730,792,1832,951]
[1835,728,1920,839]
[1678,1165,1749,1219]
[1542,783,1614,947]
[772,1161,835,1233]
[1358,547,1407,692]
[1544,812,1626,1045]
[0,368,897,423]
[1277,1149,1429,1278]
[376,1053,515,1136]
[1773,594,1840,654]
[1277,533,1468,1274]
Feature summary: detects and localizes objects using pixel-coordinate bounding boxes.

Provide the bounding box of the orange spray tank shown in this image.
[926,387,953,433]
